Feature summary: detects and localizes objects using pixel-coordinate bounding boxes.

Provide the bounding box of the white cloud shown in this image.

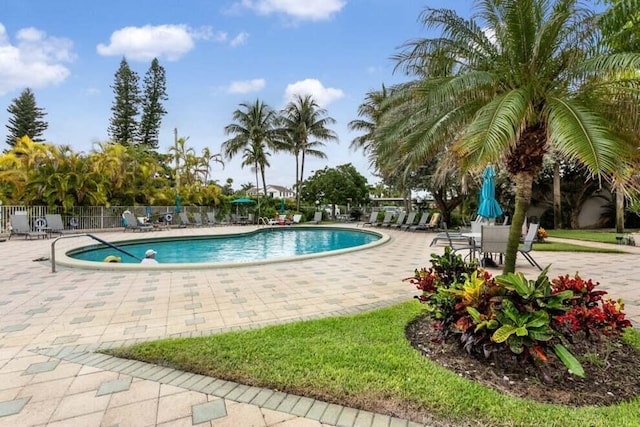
[227,78,266,94]
[284,78,344,106]
[97,24,221,61]
[230,32,249,47]
[0,24,75,95]
[239,0,345,21]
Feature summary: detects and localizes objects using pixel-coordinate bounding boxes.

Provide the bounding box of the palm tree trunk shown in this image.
[503,172,534,273]
[553,161,561,229]
[261,165,268,200]
[616,186,624,233]
[299,151,306,210]
[295,152,300,211]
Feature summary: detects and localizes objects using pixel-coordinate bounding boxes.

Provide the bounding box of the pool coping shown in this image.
[52,225,391,271]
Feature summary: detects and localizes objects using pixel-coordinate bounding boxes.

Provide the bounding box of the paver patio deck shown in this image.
[0,224,638,426]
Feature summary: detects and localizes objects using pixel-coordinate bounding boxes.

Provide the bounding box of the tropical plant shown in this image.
[280,94,338,210]
[383,0,640,273]
[222,100,280,197]
[407,255,633,380]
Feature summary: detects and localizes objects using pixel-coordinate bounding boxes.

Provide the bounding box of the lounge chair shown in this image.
[179,212,195,227]
[9,214,48,239]
[400,212,417,231]
[374,212,393,227]
[206,211,217,226]
[430,222,471,247]
[292,214,302,224]
[122,211,153,232]
[388,212,406,228]
[519,223,542,270]
[313,211,323,224]
[192,212,205,227]
[409,212,430,231]
[424,212,441,231]
[362,211,378,227]
[44,214,76,236]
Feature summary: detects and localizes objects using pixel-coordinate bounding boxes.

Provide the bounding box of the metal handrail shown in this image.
[50,233,141,273]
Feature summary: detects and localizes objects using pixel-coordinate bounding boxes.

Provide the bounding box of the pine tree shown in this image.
[5,88,48,147]
[108,58,140,145]
[138,58,168,149]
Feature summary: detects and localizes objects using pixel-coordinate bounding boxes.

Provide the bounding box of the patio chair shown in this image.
[179,212,195,227]
[519,223,542,270]
[388,212,406,228]
[122,211,153,232]
[192,212,205,227]
[362,211,378,227]
[206,211,217,226]
[292,214,302,224]
[44,214,76,236]
[9,214,48,240]
[400,212,417,231]
[374,212,393,227]
[478,225,511,267]
[408,212,430,231]
[313,211,323,224]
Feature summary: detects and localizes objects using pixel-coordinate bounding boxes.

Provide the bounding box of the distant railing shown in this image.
[0,205,215,234]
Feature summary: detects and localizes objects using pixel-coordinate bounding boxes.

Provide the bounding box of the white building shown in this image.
[246,185,295,199]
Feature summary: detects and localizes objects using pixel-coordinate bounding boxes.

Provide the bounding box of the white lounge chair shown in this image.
[313,211,323,224]
[400,212,417,231]
[122,211,153,232]
[9,214,48,239]
[44,214,77,236]
[374,212,393,227]
[409,212,430,231]
[388,212,406,228]
[362,211,378,227]
[206,211,217,226]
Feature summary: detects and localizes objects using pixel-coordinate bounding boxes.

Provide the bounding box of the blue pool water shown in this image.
[69,228,380,264]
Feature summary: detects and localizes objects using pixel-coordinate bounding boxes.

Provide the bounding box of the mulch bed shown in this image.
[406,315,640,406]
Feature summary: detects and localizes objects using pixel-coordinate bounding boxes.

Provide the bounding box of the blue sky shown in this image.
[0,0,462,188]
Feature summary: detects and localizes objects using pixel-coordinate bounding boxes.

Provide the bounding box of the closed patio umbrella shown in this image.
[477,165,503,220]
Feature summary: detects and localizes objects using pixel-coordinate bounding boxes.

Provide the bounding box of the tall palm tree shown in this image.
[348,84,390,168]
[222,100,279,197]
[381,0,640,272]
[280,95,338,210]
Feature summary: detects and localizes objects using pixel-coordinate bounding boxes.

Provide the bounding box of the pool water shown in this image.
[70,228,380,264]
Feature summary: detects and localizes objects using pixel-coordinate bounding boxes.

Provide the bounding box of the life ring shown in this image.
[164,213,173,222]
[34,217,47,230]
[69,217,79,228]
[103,255,121,263]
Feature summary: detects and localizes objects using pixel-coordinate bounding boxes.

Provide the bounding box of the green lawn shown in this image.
[546,229,639,244]
[533,241,624,253]
[105,302,640,427]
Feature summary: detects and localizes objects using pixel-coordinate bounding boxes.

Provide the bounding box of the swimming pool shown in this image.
[67,227,383,267]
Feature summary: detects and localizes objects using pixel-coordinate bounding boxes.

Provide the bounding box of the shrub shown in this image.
[405,254,632,379]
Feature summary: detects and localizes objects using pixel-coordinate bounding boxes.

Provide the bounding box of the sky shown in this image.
[1,0,466,189]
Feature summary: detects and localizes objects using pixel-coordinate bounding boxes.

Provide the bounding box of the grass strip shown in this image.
[546,229,638,244]
[533,242,624,253]
[105,302,640,427]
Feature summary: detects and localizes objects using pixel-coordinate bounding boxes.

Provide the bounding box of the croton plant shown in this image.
[406,248,632,378]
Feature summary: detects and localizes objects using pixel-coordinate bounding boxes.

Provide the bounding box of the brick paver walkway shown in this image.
[0,225,638,426]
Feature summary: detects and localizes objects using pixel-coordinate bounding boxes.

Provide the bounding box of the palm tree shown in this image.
[222,100,279,197]
[280,95,338,210]
[348,84,390,168]
[381,0,640,272]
